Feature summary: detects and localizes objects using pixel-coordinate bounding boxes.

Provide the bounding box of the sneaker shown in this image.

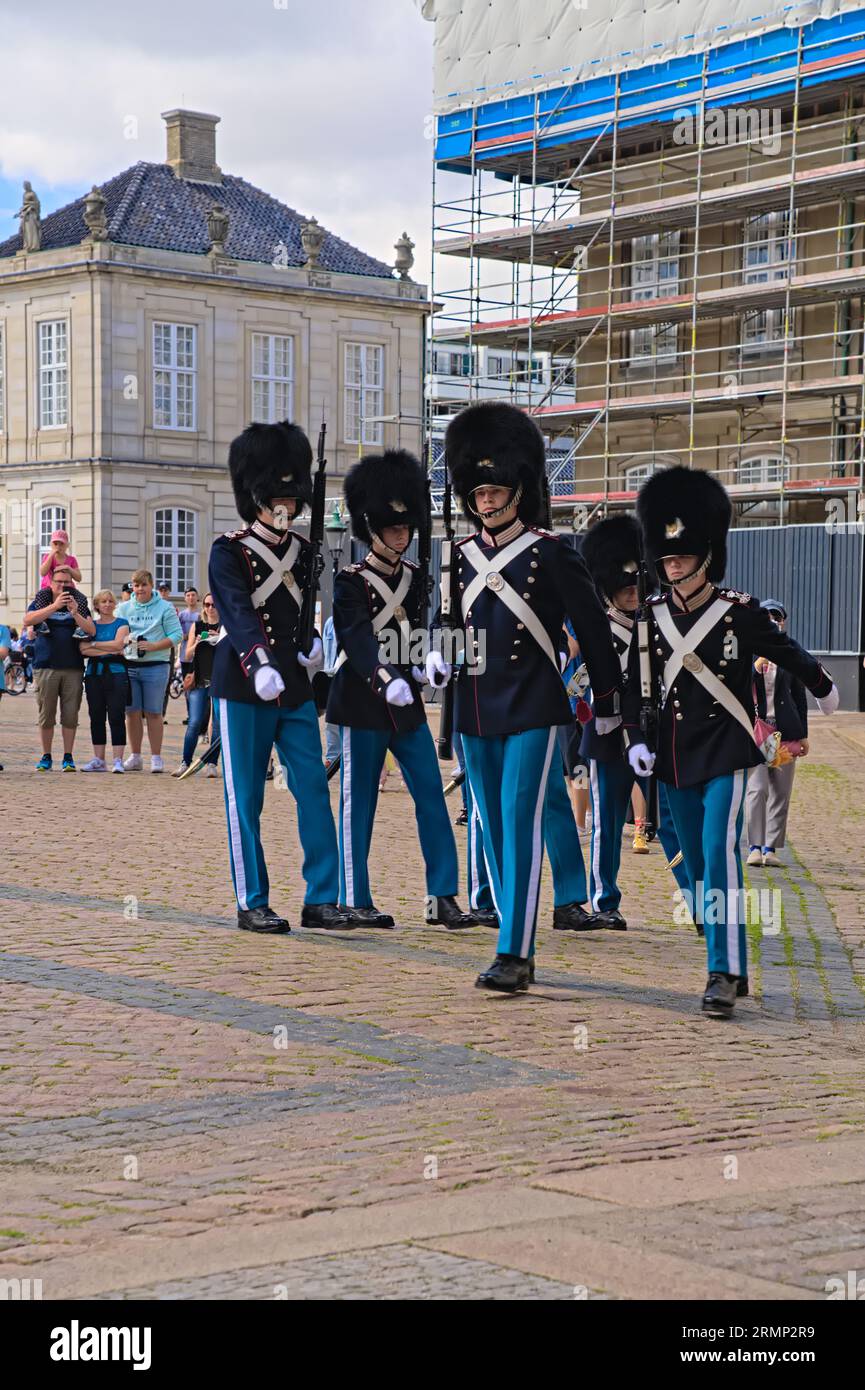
[171,762,189,778]
[205,763,219,778]
[762,848,780,867]
[112,759,125,774]
[632,826,649,854]
[81,757,107,772]
[61,753,76,772]
[150,755,164,774]
[36,754,53,772]
[746,847,763,867]
[123,753,143,771]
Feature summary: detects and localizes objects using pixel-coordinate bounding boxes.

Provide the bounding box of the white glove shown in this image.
[253,665,286,702]
[385,677,414,707]
[595,715,622,736]
[628,743,655,777]
[411,664,429,686]
[297,636,324,672]
[816,683,839,716]
[426,650,452,687]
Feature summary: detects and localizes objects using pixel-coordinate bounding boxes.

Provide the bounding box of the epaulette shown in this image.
[529,526,559,541]
[718,588,752,605]
[647,591,669,606]
[222,526,251,541]
[343,562,364,576]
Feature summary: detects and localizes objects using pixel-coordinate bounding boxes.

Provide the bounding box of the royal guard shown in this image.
[579,515,690,925]
[626,466,839,1017]
[209,421,354,934]
[327,449,479,929]
[430,402,623,992]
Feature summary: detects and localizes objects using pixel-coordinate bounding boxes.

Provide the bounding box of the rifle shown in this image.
[418,451,434,631]
[539,460,554,530]
[299,416,328,657]
[436,457,456,762]
[635,559,659,815]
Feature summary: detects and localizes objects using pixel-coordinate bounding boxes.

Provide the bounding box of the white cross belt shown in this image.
[333,564,412,673]
[241,534,302,611]
[653,599,756,744]
[460,533,559,671]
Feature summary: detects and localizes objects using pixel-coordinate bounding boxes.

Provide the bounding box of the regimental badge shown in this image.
[283,572,295,590]
[665,517,685,540]
[393,604,407,622]
[682,651,703,673]
[478,458,496,470]
[486,572,504,591]
[390,500,408,513]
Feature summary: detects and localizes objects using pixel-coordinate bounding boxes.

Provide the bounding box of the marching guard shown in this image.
[327,449,479,929]
[209,422,354,934]
[430,402,623,992]
[579,515,690,925]
[624,466,839,1017]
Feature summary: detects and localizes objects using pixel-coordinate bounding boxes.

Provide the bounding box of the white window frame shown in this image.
[0,321,5,434]
[344,342,384,446]
[154,507,197,593]
[624,461,667,490]
[433,347,474,378]
[251,332,295,423]
[737,455,788,486]
[39,505,68,556]
[742,212,792,349]
[38,319,69,429]
[628,233,679,364]
[153,322,197,431]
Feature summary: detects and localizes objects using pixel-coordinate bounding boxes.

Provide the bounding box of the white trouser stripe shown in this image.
[219,700,248,911]
[589,760,603,912]
[725,770,745,975]
[520,729,556,957]
[469,802,482,909]
[341,726,354,907]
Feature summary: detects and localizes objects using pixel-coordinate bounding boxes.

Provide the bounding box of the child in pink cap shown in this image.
[40,530,82,589]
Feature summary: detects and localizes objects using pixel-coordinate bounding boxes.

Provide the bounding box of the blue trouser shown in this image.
[463,727,557,959]
[182,686,221,766]
[338,723,458,908]
[588,760,691,913]
[466,756,587,912]
[218,697,339,911]
[664,771,749,976]
[655,780,692,908]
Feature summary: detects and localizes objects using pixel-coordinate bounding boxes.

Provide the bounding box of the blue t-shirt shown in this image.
[26,589,91,670]
[0,624,11,654]
[85,617,128,676]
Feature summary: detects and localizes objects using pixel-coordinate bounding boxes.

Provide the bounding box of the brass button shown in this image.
[266,625,273,633]
[523,593,530,599]
[486,573,504,591]
[528,577,535,583]
[263,612,269,620]
[530,561,538,568]
[675,712,683,720]
[532,547,539,554]
[510,655,517,661]
[656,647,663,656]
[393,605,407,622]
[673,699,680,707]
[517,623,525,630]
[719,659,727,666]
[514,639,521,645]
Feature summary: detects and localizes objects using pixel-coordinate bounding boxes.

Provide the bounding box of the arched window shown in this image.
[624,460,666,490]
[39,505,68,555]
[738,456,787,486]
[154,508,196,594]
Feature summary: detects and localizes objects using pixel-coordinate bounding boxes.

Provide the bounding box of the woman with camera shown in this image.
[79,591,131,773]
[173,593,222,778]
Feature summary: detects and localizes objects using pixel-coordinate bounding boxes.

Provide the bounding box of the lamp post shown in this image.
[324,501,348,619]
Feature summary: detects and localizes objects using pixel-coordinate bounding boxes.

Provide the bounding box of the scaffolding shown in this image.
[426,5,865,529]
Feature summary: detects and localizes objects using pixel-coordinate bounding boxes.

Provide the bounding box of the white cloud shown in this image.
[0,2,435,276]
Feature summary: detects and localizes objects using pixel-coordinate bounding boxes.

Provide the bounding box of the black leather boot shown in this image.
[553,902,604,931]
[475,954,531,993]
[301,903,355,930]
[426,895,476,929]
[338,905,395,928]
[598,909,627,931]
[702,973,737,1017]
[472,909,499,929]
[237,906,290,934]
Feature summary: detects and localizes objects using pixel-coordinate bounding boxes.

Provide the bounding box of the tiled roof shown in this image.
[0,162,396,279]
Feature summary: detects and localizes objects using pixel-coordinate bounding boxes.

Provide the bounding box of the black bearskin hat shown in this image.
[580,514,642,604]
[228,421,313,524]
[637,466,731,583]
[344,449,426,544]
[445,401,545,523]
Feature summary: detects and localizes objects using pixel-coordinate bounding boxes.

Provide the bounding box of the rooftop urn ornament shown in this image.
[394,231,415,280]
[206,203,230,254]
[82,185,108,241]
[17,181,41,252]
[301,216,325,269]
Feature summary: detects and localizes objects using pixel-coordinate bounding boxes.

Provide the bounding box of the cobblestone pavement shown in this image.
[1,693,864,1301]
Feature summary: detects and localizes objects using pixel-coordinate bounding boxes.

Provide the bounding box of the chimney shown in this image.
[162,109,222,184]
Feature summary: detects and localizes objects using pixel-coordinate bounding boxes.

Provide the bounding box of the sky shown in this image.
[0,0,437,280]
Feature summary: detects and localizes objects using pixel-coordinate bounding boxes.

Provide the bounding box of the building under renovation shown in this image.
[422,0,865,702]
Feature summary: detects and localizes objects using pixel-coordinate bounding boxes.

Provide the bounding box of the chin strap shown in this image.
[470,482,522,523]
[369,523,412,566]
[669,548,713,611]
